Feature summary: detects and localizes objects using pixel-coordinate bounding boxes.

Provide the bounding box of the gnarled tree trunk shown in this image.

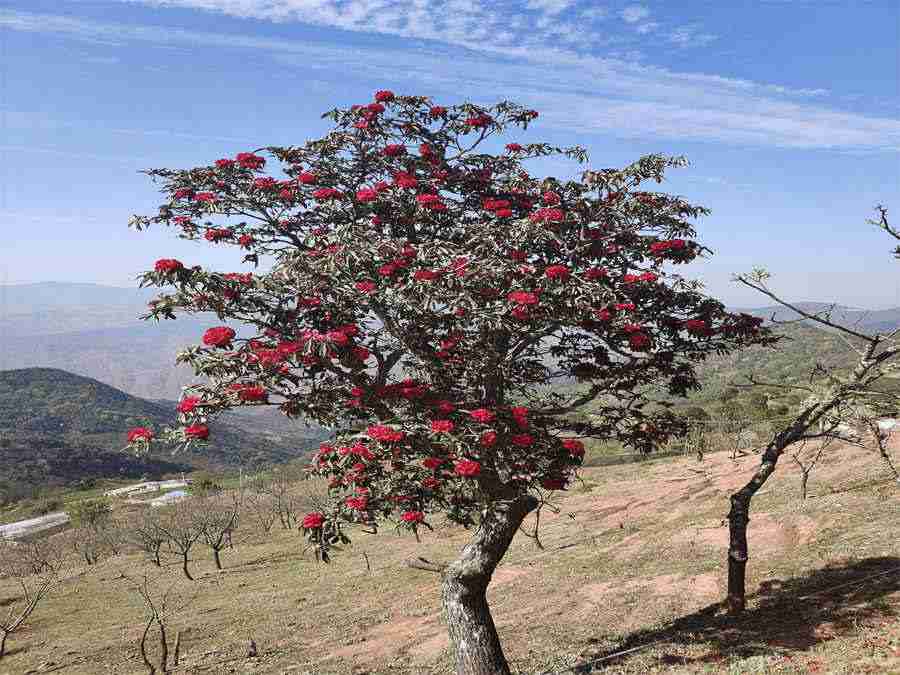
[442,494,538,675]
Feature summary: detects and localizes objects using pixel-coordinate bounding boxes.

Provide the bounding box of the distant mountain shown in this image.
[736,302,900,336]
[0,368,327,492]
[0,282,212,399]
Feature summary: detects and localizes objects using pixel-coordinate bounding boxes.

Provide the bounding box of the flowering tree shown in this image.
[128,92,768,674]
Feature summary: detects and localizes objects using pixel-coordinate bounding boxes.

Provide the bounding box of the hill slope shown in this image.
[0,368,327,492]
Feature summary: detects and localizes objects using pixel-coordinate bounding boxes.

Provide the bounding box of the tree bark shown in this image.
[442,494,537,675]
[727,449,780,613]
[181,552,193,581]
[157,620,168,673]
[213,548,222,570]
[0,630,7,660]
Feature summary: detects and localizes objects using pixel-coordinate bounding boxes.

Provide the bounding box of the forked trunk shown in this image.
[442,495,537,675]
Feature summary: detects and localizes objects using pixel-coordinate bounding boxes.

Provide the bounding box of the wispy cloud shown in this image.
[620,5,650,24]
[1,8,898,151]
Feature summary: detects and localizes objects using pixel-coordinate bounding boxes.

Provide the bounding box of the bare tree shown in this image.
[131,511,169,567]
[788,436,832,500]
[726,206,900,613]
[124,572,193,674]
[157,503,202,581]
[0,541,63,660]
[194,494,239,570]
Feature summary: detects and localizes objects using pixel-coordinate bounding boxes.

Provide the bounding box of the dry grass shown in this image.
[1,442,898,675]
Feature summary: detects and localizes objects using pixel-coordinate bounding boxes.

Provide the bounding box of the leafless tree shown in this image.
[725,206,900,613]
[788,436,833,500]
[0,541,63,660]
[124,572,193,674]
[157,503,202,581]
[131,510,169,567]
[194,494,239,570]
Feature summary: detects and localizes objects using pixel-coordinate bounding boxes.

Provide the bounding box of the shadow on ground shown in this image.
[569,556,900,673]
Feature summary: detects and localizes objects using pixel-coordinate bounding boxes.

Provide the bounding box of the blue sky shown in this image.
[1,0,898,308]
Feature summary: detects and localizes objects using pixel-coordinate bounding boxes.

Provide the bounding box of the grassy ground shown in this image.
[1,442,897,675]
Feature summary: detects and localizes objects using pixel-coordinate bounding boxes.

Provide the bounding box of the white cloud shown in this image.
[526,0,574,14]
[1,8,897,151]
[668,25,718,48]
[635,21,658,35]
[620,5,650,23]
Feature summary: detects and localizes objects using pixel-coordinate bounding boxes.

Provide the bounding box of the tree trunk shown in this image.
[181,552,193,581]
[0,630,7,660]
[800,472,809,500]
[153,547,161,567]
[442,495,537,675]
[157,620,168,673]
[213,548,222,570]
[727,450,780,613]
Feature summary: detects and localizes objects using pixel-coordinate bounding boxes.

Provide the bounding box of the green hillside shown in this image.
[0,368,327,495]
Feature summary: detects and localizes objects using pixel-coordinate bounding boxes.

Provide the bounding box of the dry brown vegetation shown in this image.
[0,442,897,674]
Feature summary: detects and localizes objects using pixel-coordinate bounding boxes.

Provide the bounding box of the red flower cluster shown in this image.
[416,193,447,211]
[649,239,687,255]
[401,511,425,524]
[508,291,539,306]
[544,265,570,280]
[529,208,564,224]
[185,424,210,440]
[302,512,325,529]
[367,425,405,443]
[454,460,481,477]
[562,438,585,458]
[203,326,236,348]
[469,408,496,423]
[204,228,232,243]
[177,396,201,414]
[393,171,418,189]
[236,152,265,169]
[431,419,455,433]
[127,427,153,443]
[297,171,317,185]
[374,90,395,102]
[313,188,342,200]
[233,384,267,402]
[154,258,183,273]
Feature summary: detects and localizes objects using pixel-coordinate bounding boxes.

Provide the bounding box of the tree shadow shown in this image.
[572,556,900,672]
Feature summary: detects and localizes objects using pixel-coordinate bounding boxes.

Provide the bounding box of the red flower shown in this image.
[511,433,533,447]
[253,177,277,191]
[542,191,560,205]
[236,152,266,169]
[436,400,456,414]
[204,228,232,243]
[414,269,441,281]
[353,346,371,361]
[127,427,153,443]
[594,309,612,321]
[465,114,492,128]
[685,319,709,335]
[355,280,377,293]
[393,171,418,189]
[236,385,267,402]
[345,496,368,510]
[615,302,636,312]
[302,512,325,529]
[505,143,523,152]
[184,424,210,440]
[429,105,447,117]
[529,208,564,224]
[298,171,318,185]
[628,332,651,350]
[313,187,342,200]
[422,477,441,489]
[507,291,539,306]
[470,408,496,423]
[481,431,498,447]
[431,419,455,433]
[238,234,254,249]
[215,158,235,168]
[562,438,585,458]
[545,265,570,280]
[203,326,236,348]
[454,460,481,477]
[510,306,530,321]
[177,396,201,414]
[356,188,378,203]
[540,477,567,490]
[423,457,444,469]
[383,144,406,157]
[366,102,385,114]
[374,89,395,102]
[194,192,217,203]
[154,258,183,273]
[367,425,405,443]
[401,510,425,524]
